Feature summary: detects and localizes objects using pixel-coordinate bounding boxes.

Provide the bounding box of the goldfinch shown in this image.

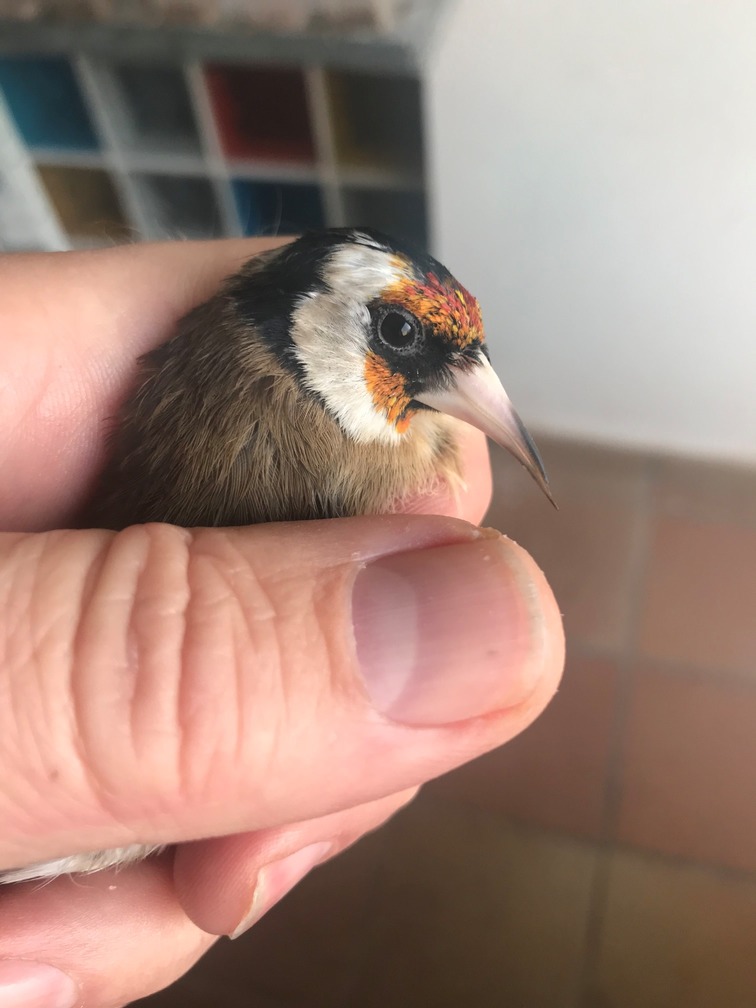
[84,226,552,529]
[1,227,552,884]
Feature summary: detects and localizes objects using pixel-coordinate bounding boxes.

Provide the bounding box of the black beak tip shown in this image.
[514,414,557,510]
[544,483,559,510]
[530,467,558,510]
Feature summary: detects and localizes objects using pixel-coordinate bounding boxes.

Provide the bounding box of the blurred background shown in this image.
[1,1,755,1005]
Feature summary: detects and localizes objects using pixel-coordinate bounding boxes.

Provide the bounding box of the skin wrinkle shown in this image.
[69,530,122,804]
[0,539,51,846]
[108,531,152,790]
[5,536,87,800]
[71,525,220,848]
[229,572,250,797]
[0,536,38,677]
[231,556,299,813]
[126,526,195,821]
[244,585,288,802]
[178,543,257,806]
[69,526,194,836]
[1,533,140,861]
[177,530,296,813]
[72,530,151,832]
[251,560,361,816]
[209,550,354,820]
[23,542,76,805]
[210,530,263,788]
[311,561,361,707]
[31,536,84,703]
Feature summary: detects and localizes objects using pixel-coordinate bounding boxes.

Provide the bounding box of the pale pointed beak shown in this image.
[415,355,556,507]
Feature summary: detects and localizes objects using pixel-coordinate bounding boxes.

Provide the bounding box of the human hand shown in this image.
[0,239,564,1008]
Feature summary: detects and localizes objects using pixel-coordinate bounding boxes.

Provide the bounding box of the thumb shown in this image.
[0,515,563,875]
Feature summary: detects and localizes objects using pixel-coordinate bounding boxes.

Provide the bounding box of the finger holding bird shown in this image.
[0,227,553,884]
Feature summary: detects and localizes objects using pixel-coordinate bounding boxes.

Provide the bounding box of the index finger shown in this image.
[0,238,287,531]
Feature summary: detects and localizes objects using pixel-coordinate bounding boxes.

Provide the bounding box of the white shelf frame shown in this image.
[1,51,428,249]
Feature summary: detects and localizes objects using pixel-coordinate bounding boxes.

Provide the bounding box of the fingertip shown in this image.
[173,789,419,937]
[495,534,565,717]
[396,425,493,524]
[173,834,262,938]
[352,526,564,728]
[0,856,214,1006]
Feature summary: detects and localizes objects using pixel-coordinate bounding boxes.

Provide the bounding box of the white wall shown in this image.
[427,0,756,462]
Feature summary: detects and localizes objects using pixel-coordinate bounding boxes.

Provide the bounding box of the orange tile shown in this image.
[590,849,756,1008]
[428,652,619,839]
[652,454,756,528]
[616,665,756,872]
[487,438,649,652]
[639,516,756,676]
[354,797,595,1008]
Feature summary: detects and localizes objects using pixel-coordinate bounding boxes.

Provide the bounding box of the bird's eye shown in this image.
[378,308,421,351]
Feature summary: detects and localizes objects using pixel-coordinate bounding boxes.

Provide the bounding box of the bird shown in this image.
[0,227,553,885]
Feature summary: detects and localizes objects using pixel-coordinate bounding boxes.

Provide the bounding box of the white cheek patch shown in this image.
[290,292,401,445]
[287,242,414,445]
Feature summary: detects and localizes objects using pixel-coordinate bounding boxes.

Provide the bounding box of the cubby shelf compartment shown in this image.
[342,186,427,248]
[232,179,325,236]
[0,56,98,151]
[0,42,429,252]
[206,65,316,163]
[131,173,222,239]
[36,164,128,241]
[327,69,424,177]
[113,62,200,156]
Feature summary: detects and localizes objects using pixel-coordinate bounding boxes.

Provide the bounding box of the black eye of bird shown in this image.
[377,307,422,351]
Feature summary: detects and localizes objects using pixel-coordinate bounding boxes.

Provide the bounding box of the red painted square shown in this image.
[206,65,315,163]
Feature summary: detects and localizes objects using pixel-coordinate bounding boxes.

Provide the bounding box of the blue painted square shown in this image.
[0,57,98,150]
[232,180,324,236]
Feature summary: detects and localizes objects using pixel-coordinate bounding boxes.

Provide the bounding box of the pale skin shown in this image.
[0,239,565,1008]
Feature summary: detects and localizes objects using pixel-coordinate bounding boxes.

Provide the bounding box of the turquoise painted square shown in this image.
[232,180,324,236]
[0,56,98,150]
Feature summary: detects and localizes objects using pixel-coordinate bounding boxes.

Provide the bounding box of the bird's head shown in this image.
[230,228,553,503]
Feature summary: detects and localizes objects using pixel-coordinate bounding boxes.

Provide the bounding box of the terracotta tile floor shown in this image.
[136,437,756,1008]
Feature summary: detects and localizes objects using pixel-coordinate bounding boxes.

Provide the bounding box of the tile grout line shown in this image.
[569,639,756,689]
[576,455,657,1006]
[422,792,756,884]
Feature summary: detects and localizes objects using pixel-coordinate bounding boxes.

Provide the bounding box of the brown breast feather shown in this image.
[81,293,462,530]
